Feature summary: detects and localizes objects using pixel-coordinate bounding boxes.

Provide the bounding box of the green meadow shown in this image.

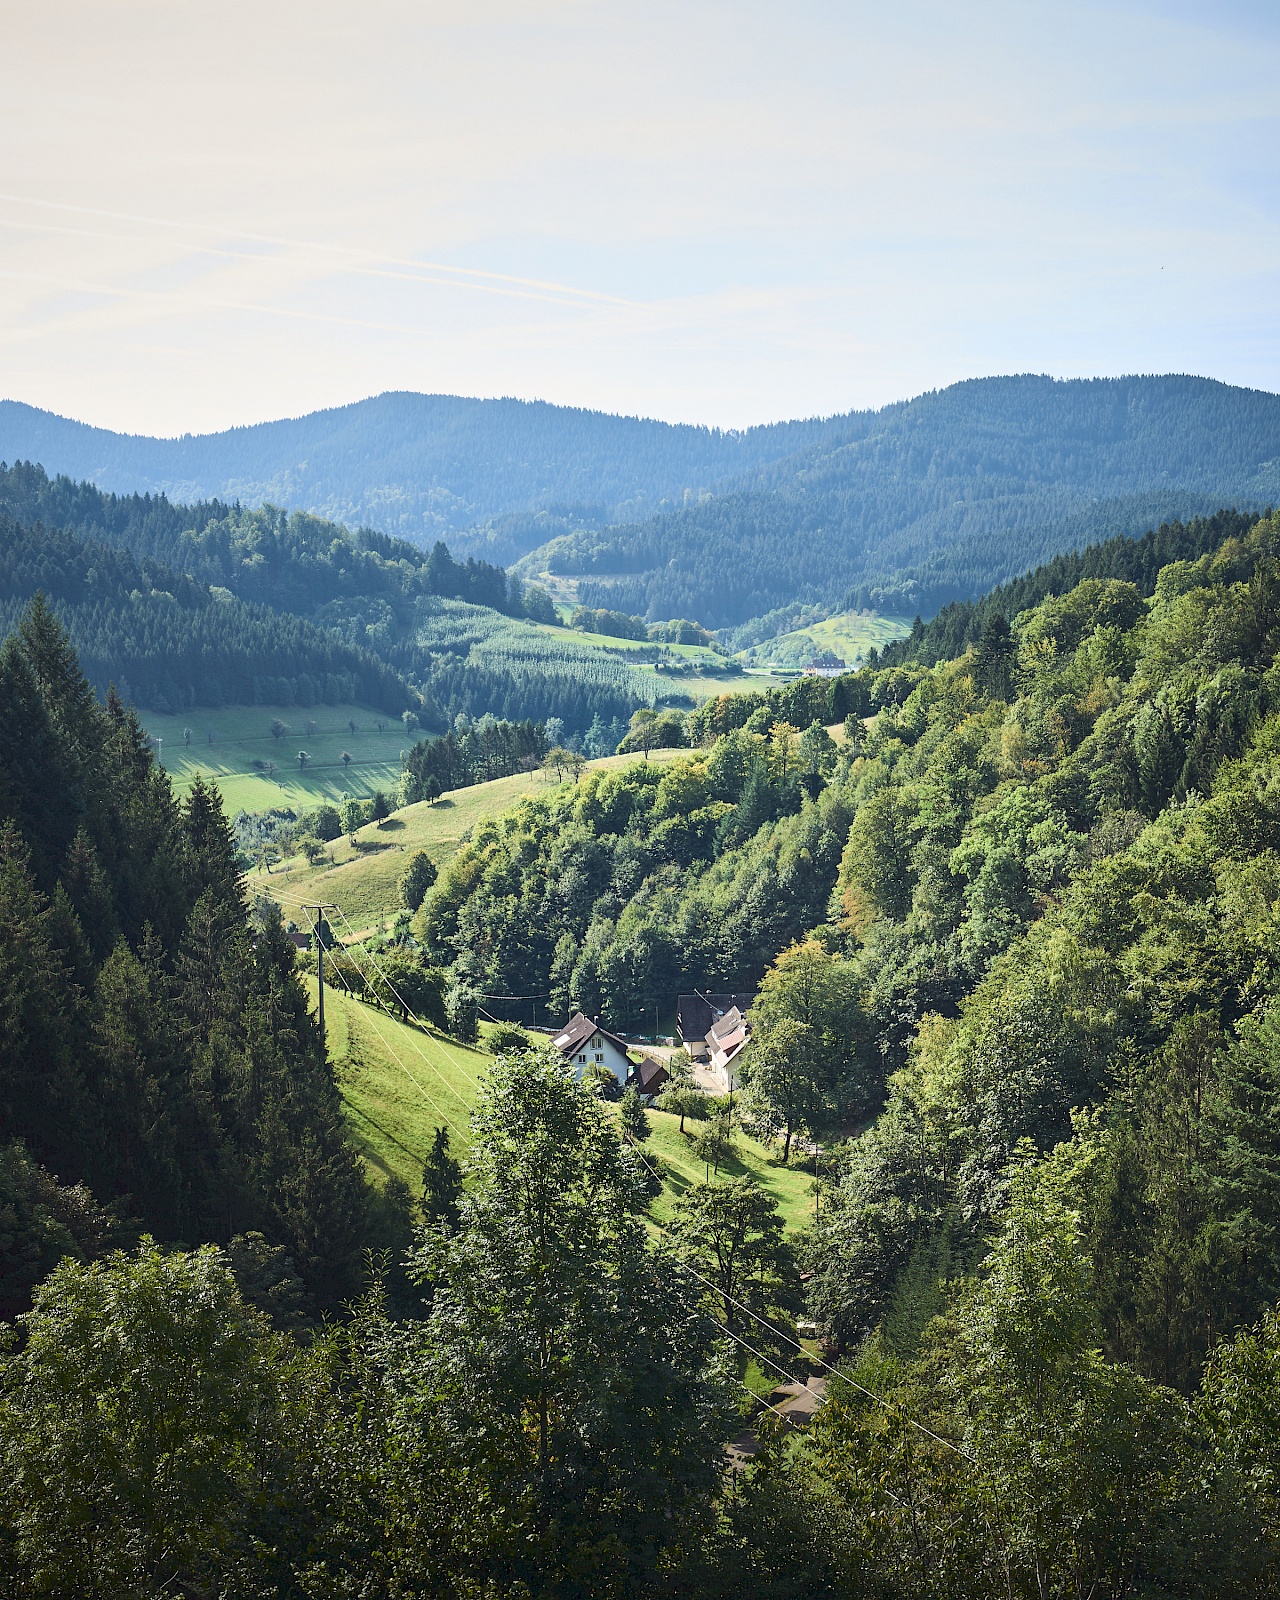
[141,702,409,812]
[265,747,683,934]
[740,608,913,669]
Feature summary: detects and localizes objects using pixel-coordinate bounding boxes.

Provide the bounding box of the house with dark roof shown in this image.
[550,1013,632,1087]
[677,992,755,1059]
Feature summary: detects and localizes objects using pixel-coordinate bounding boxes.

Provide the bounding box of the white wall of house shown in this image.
[566,1032,631,1086]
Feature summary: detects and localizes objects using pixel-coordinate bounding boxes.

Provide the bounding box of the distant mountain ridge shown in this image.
[0,392,853,548]
[549,375,1280,626]
[3,374,1278,631]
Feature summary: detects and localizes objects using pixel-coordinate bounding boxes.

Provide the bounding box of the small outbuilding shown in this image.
[629,1054,670,1099]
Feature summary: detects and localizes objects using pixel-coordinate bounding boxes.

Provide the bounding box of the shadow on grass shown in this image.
[341,1094,427,1169]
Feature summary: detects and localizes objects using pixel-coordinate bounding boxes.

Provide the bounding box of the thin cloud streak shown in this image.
[0,193,634,308]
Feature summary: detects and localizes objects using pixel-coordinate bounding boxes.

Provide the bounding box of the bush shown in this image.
[489,1023,533,1054]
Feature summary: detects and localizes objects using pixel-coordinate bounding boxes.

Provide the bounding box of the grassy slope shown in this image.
[642,1112,816,1235]
[741,609,913,668]
[519,618,756,703]
[266,747,683,933]
[142,702,408,811]
[302,973,488,1187]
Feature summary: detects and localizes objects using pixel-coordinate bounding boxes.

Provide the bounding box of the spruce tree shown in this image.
[422,1126,463,1228]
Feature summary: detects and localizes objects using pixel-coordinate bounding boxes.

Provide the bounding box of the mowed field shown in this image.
[519,617,757,704]
[266,747,684,934]
[141,702,409,812]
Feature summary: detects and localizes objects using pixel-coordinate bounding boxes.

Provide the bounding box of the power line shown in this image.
[621,1133,976,1465]
[333,934,475,1112]
[327,910,480,1120]
[332,906,483,1095]
[315,934,469,1140]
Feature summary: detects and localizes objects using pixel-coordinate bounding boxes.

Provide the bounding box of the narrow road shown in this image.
[728,1376,828,1465]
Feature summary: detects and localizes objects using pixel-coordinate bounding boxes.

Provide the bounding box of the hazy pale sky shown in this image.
[1,0,1278,434]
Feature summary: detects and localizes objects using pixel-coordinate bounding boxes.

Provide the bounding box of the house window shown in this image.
[595,1053,603,1063]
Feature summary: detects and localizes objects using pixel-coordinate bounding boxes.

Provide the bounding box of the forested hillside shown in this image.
[0,392,852,547]
[547,374,1280,625]
[13,517,1280,1592]
[0,505,417,715]
[0,462,660,731]
[877,505,1261,669]
[0,599,388,1315]
[8,378,1278,635]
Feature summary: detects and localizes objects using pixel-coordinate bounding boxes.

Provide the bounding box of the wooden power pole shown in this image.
[301,903,339,1064]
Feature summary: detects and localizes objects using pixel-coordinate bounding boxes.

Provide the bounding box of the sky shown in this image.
[1,0,1278,436]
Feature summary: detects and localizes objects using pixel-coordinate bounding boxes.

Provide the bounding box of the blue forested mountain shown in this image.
[0,392,851,551]
[551,374,1280,625]
[6,376,1277,632]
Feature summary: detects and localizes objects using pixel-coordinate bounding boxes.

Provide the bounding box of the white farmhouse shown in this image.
[550,1013,632,1088]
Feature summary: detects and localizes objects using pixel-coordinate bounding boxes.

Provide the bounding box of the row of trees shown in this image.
[400,714,548,803]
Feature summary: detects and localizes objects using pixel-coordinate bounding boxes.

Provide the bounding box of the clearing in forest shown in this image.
[141,702,409,812]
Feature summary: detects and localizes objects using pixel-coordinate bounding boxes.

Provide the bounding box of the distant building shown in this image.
[677,992,755,1059]
[550,1013,632,1087]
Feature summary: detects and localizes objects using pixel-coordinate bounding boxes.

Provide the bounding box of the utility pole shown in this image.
[301,903,339,1065]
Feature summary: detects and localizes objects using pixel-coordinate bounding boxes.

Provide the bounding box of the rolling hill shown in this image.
[544,374,1280,624]
[0,392,851,549]
[7,374,1278,634]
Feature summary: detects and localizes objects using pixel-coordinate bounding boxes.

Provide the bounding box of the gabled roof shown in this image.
[709,1026,748,1069]
[631,1055,670,1093]
[677,992,755,1044]
[551,1012,628,1056]
[708,1006,744,1044]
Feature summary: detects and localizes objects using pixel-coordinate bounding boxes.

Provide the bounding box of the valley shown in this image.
[7,406,1280,1597]
[8,7,1279,1589]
